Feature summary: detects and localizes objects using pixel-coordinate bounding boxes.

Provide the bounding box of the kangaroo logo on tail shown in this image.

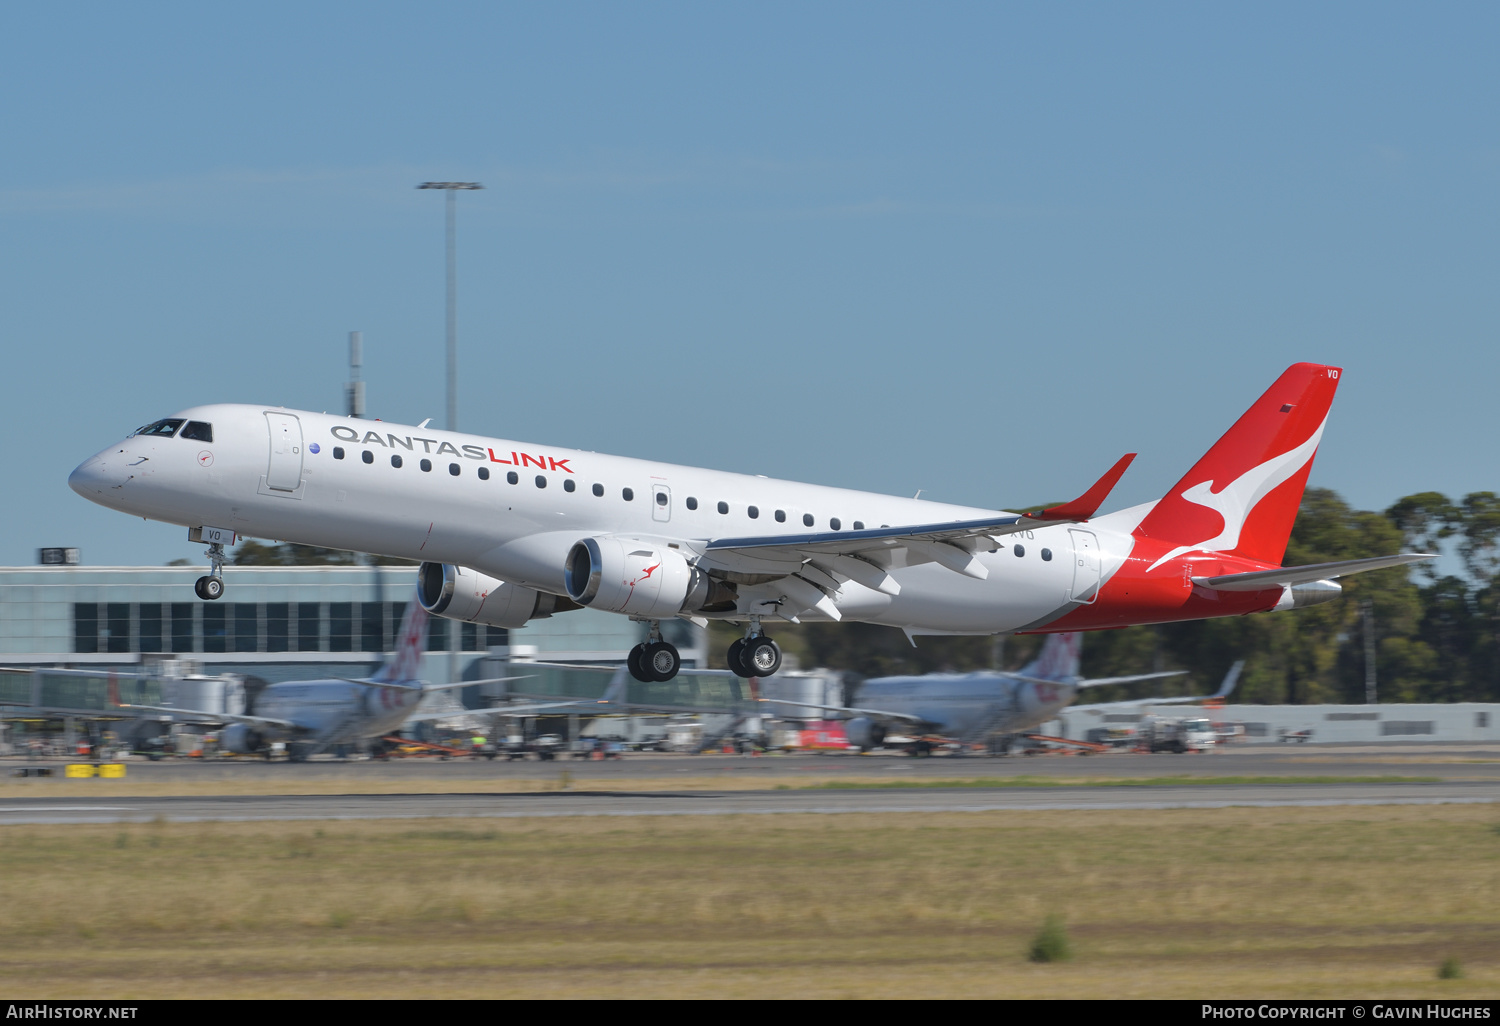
[1146,414,1328,572]
[1135,363,1342,571]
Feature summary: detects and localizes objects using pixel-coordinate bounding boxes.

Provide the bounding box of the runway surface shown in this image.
[1,780,1496,824]
[12,739,1500,785]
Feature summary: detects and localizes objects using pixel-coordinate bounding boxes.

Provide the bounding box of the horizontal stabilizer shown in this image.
[1023,453,1136,522]
[1191,553,1434,592]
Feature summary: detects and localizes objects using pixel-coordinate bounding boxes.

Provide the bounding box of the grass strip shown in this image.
[798,774,1442,789]
[1,805,1496,998]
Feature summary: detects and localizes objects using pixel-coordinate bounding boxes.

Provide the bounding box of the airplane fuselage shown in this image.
[69,404,1291,635]
[252,679,424,744]
[855,674,1080,738]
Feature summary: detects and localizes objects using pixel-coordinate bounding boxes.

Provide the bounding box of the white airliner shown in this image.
[762,632,1241,752]
[123,595,569,759]
[70,363,1430,684]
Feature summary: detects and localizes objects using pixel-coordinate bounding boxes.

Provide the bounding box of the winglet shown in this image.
[1214,660,1245,700]
[1023,453,1136,522]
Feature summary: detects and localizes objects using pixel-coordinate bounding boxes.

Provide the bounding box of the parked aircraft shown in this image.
[122,594,567,759]
[761,632,1238,751]
[71,363,1430,684]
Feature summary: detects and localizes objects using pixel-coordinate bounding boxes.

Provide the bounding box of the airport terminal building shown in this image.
[0,563,711,719]
[0,561,738,753]
[0,564,702,679]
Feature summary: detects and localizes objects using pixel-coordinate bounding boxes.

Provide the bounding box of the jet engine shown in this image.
[417,562,578,629]
[565,537,737,618]
[844,717,886,751]
[220,723,263,755]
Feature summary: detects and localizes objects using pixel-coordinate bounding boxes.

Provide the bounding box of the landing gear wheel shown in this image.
[627,644,651,683]
[726,638,750,678]
[195,576,224,601]
[742,636,782,677]
[641,641,680,682]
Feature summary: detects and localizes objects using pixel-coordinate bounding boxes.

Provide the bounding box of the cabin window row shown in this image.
[681,495,867,532]
[332,448,639,499]
[325,453,1044,547]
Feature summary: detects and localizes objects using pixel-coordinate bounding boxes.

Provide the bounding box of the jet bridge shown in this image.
[0,665,245,748]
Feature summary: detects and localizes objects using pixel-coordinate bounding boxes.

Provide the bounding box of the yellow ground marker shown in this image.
[64,764,126,778]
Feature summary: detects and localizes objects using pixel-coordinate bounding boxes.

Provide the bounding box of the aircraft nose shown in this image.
[69,454,114,498]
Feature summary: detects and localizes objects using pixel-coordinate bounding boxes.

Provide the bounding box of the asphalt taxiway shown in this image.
[1,779,1495,824]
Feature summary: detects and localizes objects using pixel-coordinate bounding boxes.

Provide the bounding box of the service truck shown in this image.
[1140,715,1217,753]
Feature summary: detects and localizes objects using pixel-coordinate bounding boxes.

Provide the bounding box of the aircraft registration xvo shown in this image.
[70,363,1429,683]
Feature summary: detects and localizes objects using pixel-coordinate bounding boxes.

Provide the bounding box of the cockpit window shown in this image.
[134,419,184,438]
[180,421,213,442]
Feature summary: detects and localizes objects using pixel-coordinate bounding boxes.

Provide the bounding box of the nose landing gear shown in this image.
[193,541,227,601]
[627,622,681,683]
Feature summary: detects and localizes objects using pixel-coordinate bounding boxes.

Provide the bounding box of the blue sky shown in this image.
[2,2,1496,566]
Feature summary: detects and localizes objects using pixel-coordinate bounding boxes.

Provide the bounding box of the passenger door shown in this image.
[1068,529,1102,604]
[265,412,304,492]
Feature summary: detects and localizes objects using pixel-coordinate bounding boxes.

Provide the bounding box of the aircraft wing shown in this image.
[422,675,535,692]
[754,696,930,726]
[495,662,788,717]
[120,704,300,730]
[1191,554,1434,591]
[1065,661,1243,715]
[702,455,1136,595]
[402,699,591,723]
[1068,671,1189,689]
[509,661,736,678]
[334,675,535,692]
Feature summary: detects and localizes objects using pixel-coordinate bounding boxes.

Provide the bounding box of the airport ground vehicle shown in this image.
[1141,715,1217,753]
[71,365,1430,690]
[530,734,564,761]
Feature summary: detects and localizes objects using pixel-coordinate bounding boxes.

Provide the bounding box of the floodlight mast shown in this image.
[417,182,483,432]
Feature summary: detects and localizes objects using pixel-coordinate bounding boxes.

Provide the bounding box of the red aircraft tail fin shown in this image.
[1136,363,1342,570]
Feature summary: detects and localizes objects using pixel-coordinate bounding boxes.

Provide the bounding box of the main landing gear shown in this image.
[194,541,227,601]
[727,619,782,678]
[627,622,681,683]
[624,619,784,683]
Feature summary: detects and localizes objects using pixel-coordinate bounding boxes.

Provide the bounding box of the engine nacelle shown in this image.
[1274,579,1342,611]
[417,562,575,629]
[565,537,737,618]
[845,717,886,751]
[220,723,263,755]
